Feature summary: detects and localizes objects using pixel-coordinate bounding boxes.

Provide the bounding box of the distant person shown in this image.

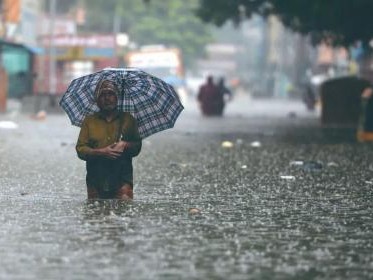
[357,86,373,142]
[197,76,221,116]
[76,80,142,200]
[302,69,316,111]
[217,77,233,115]
[303,83,316,111]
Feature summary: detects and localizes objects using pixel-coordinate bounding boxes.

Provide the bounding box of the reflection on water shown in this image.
[0,111,372,279]
[1,178,371,280]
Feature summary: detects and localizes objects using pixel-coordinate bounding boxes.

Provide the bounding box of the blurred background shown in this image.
[1,3,373,279]
[1,0,372,117]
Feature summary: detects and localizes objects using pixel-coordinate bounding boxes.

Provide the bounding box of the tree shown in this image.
[81,0,212,66]
[196,0,373,47]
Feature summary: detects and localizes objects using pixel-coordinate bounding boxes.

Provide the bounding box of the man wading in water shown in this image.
[76,80,142,200]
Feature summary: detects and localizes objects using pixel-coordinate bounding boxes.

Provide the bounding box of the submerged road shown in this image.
[0,96,372,279]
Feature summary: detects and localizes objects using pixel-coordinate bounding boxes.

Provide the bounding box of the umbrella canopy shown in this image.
[59,68,184,138]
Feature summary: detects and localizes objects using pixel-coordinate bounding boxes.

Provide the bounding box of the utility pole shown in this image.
[0,0,6,112]
[48,0,56,96]
[113,2,121,60]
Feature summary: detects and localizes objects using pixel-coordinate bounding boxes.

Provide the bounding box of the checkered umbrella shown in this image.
[59,68,184,138]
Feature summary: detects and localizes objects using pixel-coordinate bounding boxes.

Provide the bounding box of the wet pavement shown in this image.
[0,96,372,279]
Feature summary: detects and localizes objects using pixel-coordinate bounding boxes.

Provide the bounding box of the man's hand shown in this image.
[96,145,123,159]
[111,141,130,153]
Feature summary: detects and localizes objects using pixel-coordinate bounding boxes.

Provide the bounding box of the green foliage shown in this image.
[196,0,373,47]
[82,0,213,66]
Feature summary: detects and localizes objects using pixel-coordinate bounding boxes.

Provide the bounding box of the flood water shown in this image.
[0,98,372,279]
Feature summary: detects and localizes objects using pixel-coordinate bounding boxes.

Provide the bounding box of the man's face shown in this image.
[97,90,118,112]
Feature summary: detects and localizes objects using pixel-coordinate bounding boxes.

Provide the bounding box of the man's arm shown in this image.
[76,119,91,161]
[123,140,142,157]
[113,115,142,158]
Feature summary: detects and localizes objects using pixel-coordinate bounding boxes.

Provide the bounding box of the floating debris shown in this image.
[188,208,201,214]
[221,141,234,148]
[280,175,296,180]
[290,160,323,171]
[0,121,18,129]
[290,161,304,166]
[327,162,338,167]
[303,161,323,172]
[250,141,262,148]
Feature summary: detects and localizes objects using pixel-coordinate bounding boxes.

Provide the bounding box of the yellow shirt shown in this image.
[76,111,141,160]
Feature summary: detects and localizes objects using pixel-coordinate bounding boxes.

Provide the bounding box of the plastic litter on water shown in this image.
[303,161,323,172]
[221,141,234,148]
[0,121,18,129]
[280,175,296,180]
[250,141,262,148]
[290,161,304,166]
[290,160,324,171]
